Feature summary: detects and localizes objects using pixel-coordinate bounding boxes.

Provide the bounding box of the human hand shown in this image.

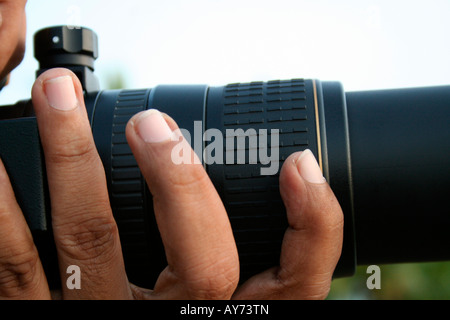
[0,68,343,300]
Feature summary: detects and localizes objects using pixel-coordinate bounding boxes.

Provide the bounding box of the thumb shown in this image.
[233,150,344,300]
[278,150,344,297]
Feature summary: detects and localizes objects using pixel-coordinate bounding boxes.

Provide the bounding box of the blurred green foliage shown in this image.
[101,71,127,90]
[328,261,450,300]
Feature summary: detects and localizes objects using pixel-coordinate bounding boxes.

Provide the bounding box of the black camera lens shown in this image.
[90,79,450,287]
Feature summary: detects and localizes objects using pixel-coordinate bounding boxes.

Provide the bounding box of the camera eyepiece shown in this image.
[34,26,100,92]
[34,26,98,70]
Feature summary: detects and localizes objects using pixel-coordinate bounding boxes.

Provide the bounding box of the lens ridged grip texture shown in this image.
[207,79,320,280]
[109,89,155,283]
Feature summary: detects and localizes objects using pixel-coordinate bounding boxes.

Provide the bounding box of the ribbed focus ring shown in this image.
[212,79,319,280]
[109,89,151,279]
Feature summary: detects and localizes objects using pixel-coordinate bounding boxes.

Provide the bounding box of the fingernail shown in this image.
[44,76,78,111]
[135,109,173,143]
[296,149,326,184]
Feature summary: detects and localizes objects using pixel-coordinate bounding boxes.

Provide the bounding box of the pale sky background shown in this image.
[1,0,450,104]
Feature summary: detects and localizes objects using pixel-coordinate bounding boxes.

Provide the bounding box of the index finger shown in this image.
[32,68,132,299]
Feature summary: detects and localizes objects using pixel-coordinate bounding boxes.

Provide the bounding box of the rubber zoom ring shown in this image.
[109,89,152,277]
[210,79,320,280]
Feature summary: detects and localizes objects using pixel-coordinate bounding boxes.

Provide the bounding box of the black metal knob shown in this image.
[34,26,98,71]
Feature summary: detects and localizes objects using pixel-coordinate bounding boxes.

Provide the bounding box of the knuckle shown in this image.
[46,135,98,166]
[0,248,41,298]
[318,208,344,236]
[55,214,120,263]
[308,189,344,234]
[276,272,332,300]
[190,276,238,300]
[168,165,210,192]
[187,261,239,300]
[301,279,332,300]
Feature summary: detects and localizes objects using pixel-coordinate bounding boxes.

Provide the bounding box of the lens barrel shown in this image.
[347,86,450,265]
[91,80,450,288]
[91,79,357,286]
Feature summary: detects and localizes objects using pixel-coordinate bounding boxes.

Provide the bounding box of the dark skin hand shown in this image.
[0,1,344,300]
